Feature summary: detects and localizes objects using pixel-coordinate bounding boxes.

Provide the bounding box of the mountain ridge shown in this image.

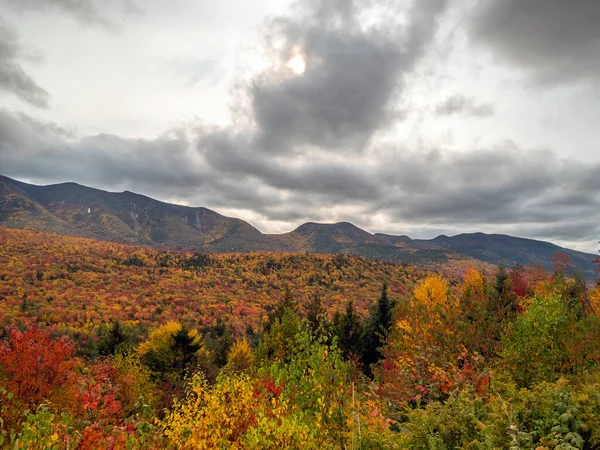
[1,174,596,279]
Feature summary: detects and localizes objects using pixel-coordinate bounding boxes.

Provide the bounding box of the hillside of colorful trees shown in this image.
[1,227,600,449]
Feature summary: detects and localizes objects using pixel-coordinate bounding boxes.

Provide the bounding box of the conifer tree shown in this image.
[333,300,364,359]
[362,283,394,373]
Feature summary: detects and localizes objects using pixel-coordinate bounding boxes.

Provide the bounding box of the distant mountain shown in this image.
[0,175,280,252]
[1,175,597,279]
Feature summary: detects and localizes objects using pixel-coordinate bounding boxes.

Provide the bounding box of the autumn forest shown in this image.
[1,227,600,449]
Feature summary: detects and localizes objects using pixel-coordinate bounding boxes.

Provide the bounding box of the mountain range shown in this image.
[1,174,597,279]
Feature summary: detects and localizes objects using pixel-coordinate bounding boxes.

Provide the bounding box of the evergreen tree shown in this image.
[306,293,327,334]
[333,300,364,359]
[362,283,394,374]
[172,326,202,371]
[267,285,297,329]
[489,266,518,321]
[98,320,130,355]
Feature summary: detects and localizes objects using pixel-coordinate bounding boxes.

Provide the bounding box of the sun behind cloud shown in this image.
[287,54,306,75]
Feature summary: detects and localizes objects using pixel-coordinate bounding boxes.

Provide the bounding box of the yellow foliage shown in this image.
[590,286,600,316]
[414,275,450,307]
[138,321,201,358]
[463,268,485,298]
[160,373,257,449]
[226,338,255,373]
[396,319,413,334]
[112,352,157,415]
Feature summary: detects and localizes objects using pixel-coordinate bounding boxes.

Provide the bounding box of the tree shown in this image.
[0,323,76,408]
[226,338,255,373]
[488,266,518,323]
[552,252,573,275]
[332,300,364,360]
[362,283,394,372]
[266,286,297,330]
[98,320,131,356]
[172,326,202,371]
[138,321,202,377]
[509,263,529,298]
[501,294,571,387]
[306,294,327,334]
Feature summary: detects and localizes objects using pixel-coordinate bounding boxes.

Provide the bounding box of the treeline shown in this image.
[2,258,600,448]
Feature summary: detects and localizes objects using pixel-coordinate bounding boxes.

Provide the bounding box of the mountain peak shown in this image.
[1,174,597,280]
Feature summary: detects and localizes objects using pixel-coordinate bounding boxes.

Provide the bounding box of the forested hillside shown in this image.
[2,175,596,279]
[1,227,600,448]
[0,227,431,340]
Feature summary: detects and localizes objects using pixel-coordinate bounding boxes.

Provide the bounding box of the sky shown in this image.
[0,0,599,253]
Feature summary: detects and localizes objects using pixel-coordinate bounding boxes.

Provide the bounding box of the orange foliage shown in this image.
[0,227,429,340]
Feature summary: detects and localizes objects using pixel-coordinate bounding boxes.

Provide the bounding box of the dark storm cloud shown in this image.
[435,94,494,117]
[248,0,449,153]
[470,0,600,85]
[0,22,49,107]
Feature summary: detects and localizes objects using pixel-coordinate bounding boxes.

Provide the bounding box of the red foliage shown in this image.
[77,361,123,424]
[552,252,573,274]
[0,322,76,407]
[509,265,530,298]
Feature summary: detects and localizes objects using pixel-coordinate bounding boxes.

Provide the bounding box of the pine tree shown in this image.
[333,300,364,359]
[362,283,394,374]
[98,320,129,355]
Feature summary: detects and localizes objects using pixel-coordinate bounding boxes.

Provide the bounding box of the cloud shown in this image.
[0,0,139,107]
[244,0,449,153]
[0,110,205,190]
[0,0,140,27]
[2,106,599,246]
[0,22,49,107]
[435,94,493,117]
[1,0,599,250]
[469,0,600,85]
[171,58,220,87]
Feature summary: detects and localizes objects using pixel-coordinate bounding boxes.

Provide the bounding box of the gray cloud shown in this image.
[435,94,493,117]
[1,0,600,251]
[0,0,139,27]
[470,0,600,85]
[0,110,205,190]
[0,22,49,107]
[374,146,591,223]
[2,106,599,246]
[246,0,448,153]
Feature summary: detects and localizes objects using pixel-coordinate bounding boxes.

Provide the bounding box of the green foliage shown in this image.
[485,379,593,450]
[255,308,303,363]
[501,294,593,387]
[10,404,68,450]
[395,389,493,449]
[306,293,327,334]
